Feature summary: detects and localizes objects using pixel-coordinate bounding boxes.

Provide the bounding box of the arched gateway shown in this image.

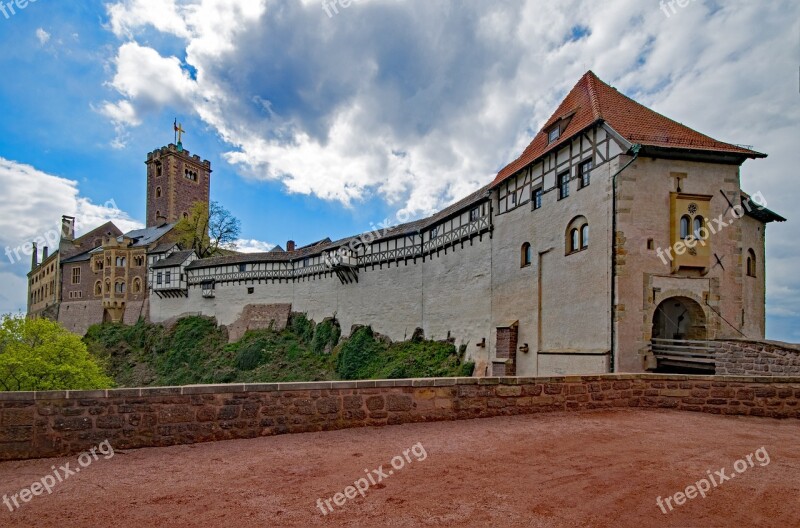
[651,297,714,373]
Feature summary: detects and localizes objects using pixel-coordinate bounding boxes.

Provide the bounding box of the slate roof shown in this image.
[186,184,492,270]
[60,246,103,264]
[123,223,176,248]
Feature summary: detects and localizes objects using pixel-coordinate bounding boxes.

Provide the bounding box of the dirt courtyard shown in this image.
[1,409,798,527]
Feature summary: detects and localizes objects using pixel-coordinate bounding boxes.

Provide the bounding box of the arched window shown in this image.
[693,216,705,239]
[94,281,102,296]
[115,281,126,294]
[104,279,111,294]
[566,216,589,255]
[521,243,532,267]
[156,186,162,198]
[680,215,691,240]
[747,249,757,277]
[183,212,189,219]
[133,278,142,293]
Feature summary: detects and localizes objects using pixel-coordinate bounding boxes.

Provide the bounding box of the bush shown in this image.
[233,334,271,371]
[311,318,341,355]
[289,313,315,344]
[335,326,385,380]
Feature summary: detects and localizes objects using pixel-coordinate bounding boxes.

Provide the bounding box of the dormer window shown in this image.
[548,126,560,144]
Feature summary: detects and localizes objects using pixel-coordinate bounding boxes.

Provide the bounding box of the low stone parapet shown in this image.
[716,339,800,376]
[1,374,798,461]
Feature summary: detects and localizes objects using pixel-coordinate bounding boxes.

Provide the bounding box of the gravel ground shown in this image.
[1,409,798,527]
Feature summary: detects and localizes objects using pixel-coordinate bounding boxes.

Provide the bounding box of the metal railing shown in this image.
[650,338,718,371]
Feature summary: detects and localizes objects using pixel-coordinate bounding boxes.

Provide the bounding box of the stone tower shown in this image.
[145,142,211,227]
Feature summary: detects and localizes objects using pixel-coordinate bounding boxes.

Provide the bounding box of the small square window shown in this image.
[469,207,480,222]
[247,287,254,295]
[239,264,247,272]
[548,127,560,144]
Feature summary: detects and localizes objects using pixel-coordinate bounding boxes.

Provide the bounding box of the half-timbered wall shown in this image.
[490,124,617,376]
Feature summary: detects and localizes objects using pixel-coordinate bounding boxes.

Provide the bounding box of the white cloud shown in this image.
[35,28,50,46]
[0,157,142,268]
[0,158,143,314]
[99,0,800,336]
[106,0,191,39]
[235,239,276,253]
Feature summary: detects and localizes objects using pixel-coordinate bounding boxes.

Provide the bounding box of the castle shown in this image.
[27,71,785,377]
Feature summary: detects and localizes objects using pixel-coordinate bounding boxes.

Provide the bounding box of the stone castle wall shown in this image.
[2,374,798,461]
[226,303,292,342]
[716,339,800,376]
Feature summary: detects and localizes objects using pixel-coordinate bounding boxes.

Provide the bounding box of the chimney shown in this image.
[287,240,296,252]
[61,216,75,241]
[43,246,49,260]
[31,242,38,270]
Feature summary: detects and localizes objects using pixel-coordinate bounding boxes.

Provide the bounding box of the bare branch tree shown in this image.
[174,201,241,258]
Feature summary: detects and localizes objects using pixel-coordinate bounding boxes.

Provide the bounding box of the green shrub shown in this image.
[311,318,341,355]
[289,313,315,344]
[335,326,385,380]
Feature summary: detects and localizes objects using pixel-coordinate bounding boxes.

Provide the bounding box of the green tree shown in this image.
[174,201,241,258]
[0,315,113,391]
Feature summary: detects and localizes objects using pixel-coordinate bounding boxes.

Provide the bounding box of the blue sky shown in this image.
[0,0,797,341]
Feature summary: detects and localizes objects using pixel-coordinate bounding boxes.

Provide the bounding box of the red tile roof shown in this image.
[493,71,766,186]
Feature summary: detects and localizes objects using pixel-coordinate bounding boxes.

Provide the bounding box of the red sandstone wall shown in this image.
[226,304,292,343]
[1,374,798,461]
[716,340,800,376]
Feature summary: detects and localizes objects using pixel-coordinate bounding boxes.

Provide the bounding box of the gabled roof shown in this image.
[149,241,179,255]
[151,250,195,269]
[59,221,122,260]
[493,71,766,186]
[60,246,102,264]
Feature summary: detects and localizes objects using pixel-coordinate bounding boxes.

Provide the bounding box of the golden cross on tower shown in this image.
[173,119,186,145]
